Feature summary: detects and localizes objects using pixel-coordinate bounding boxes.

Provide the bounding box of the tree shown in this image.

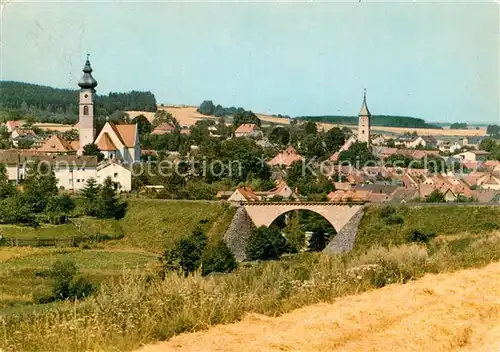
[303,121,318,135]
[300,134,327,159]
[81,178,100,216]
[338,142,376,166]
[425,155,446,174]
[45,260,94,302]
[17,138,34,149]
[95,177,127,219]
[23,160,58,213]
[44,195,75,224]
[201,240,237,276]
[0,163,15,199]
[233,110,261,127]
[62,129,79,142]
[324,127,346,153]
[197,100,216,115]
[132,114,152,135]
[269,127,290,146]
[162,228,207,276]
[0,195,37,225]
[486,124,500,136]
[152,110,179,129]
[82,143,104,162]
[449,122,468,130]
[479,138,497,152]
[246,226,288,261]
[426,190,445,203]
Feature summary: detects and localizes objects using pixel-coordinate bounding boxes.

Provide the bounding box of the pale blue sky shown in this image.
[1,0,499,123]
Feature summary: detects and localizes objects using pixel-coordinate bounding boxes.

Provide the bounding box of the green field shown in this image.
[119,199,236,253]
[0,199,237,309]
[0,224,77,240]
[355,205,500,251]
[0,248,159,309]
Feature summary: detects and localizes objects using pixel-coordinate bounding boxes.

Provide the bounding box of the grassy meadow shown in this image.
[119,199,236,252]
[355,205,500,251]
[0,200,236,311]
[1,202,500,351]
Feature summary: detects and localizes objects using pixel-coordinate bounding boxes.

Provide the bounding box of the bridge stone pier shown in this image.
[224,202,365,261]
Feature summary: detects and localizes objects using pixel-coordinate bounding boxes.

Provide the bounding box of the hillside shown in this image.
[138,262,500,352]
[130,106,486,137]
[118,199,236,253]
[299,114,441,129]
[0,81,157,123]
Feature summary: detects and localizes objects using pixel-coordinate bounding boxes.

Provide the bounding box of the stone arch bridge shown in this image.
[224,202,366,261]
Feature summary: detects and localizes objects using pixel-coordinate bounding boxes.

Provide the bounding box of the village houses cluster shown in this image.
[218,92,500,204]
[1,58,498,202]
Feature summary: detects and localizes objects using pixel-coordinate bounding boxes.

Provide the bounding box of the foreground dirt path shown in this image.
[138,263,500,352]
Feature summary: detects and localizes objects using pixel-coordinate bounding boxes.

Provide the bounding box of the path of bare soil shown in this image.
[138,262,500,352]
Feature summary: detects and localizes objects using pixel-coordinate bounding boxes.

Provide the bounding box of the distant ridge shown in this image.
[298,114,442,129]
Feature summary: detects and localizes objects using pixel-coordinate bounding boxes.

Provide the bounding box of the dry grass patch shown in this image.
[139,262,500,352]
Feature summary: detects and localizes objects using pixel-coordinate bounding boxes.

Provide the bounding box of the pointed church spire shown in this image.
[359,88,371,117]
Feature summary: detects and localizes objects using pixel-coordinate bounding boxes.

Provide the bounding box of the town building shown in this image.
[0,150,132,192]
[458,150,490,162]
[268,145,303,167]
[38,135,77,155]
[234,123,262,138]
[227,186,261,202]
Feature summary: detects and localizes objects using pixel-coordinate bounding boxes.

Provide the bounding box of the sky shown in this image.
[1,0,499,124]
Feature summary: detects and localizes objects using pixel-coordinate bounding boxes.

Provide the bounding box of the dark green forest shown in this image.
[0,81,157,124]
[298,114,442,129]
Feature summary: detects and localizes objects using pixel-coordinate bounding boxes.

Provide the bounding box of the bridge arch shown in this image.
[243,202,364,233]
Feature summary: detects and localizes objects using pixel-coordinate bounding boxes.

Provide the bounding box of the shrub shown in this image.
[407,230,436,244]
[482,221,500,231]
[162,227,207,276]
[201,240,237,276]
[39,259,95,303]
[246,226,288,261]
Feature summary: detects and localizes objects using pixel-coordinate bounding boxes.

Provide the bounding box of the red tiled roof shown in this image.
[96,133,118,151]
[235,124,258,134]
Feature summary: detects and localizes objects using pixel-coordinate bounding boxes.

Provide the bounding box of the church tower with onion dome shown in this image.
[358,89,371,144]
[77,54,98,153]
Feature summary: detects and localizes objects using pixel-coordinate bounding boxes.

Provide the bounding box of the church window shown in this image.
[362,130,365,134]
[83,105,89,115]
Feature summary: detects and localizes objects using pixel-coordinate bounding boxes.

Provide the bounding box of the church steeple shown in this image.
[77,54,97,154]
[357,89,371,144]
[78,54,98,90]
[359,88,371,117]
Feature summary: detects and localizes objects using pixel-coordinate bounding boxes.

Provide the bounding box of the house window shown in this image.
[76,179,80,183]
[114,173,118,178]
[83,105,89,115]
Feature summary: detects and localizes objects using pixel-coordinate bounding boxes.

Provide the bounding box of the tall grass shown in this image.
[2,232,500,352]
[355,205,500,250]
